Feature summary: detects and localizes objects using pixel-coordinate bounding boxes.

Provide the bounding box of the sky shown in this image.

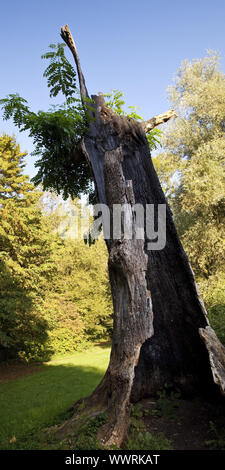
[0,0,224,178]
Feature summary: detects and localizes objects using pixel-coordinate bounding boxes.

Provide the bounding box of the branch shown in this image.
[142,109,176,132]
[60,24,89,106]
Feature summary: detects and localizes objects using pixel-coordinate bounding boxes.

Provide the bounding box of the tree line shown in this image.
[0,135,112,362]
[154,51,225,345]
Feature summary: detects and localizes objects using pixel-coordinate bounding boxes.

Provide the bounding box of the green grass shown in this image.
[0,345,110,450]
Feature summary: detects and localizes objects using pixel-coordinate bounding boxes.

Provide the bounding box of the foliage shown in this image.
[37,193,113,353]
[198,271,225,345]
[48,234,113,346]
[0,43,162,204]
[41,293,86,355]
[38,192,113,350]
[104,89,143,120]
[146,128,162,151]
[104,89,162,150]
[0,139,112,362]
[0,95,91,200]
[156,385,180,419]
[205,421,225,450]
[0,43,92,200]
[130,403,144,420]
[154,51,225,342]
[126,430,172,450]
[40,234,113,356]
[126,403,172,450]
[0,135,60,362]
[66,413,107,450]
[41,43,77,100]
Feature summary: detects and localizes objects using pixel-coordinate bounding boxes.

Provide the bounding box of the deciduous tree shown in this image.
[154,52,225,344]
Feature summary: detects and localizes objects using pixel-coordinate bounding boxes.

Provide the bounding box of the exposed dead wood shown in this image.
[58,25,225,447]
[199,326,225,396]
[60,24,90,107]
[142,109,176,132]
[55,144,153,448]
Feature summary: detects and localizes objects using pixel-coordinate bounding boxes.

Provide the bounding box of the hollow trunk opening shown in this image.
[57,97,224,447]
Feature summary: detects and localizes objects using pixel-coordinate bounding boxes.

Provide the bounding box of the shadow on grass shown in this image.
[0,363,107,450]
[94,341,112,349]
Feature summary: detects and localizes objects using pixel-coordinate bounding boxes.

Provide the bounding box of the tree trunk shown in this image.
[59,26,225,447]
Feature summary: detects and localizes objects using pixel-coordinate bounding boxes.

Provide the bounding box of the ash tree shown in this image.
[1,26,225,447]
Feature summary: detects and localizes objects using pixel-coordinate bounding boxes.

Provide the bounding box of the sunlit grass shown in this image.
[0,345,110,449]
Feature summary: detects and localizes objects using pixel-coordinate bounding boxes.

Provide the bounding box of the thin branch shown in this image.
[142,109,176,132]
[60,24,89,106]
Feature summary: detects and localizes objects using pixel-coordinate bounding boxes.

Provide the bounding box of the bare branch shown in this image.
[142,109,176,132]
[60,24,89,105]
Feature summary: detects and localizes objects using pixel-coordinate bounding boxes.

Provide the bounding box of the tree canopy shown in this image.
[154,51,225,343]
[0,135,57,360]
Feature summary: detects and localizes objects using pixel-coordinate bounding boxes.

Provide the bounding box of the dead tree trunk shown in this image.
[59,25,225,447]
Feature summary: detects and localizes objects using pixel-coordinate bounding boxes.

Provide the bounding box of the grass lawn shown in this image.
[0,344,110,450]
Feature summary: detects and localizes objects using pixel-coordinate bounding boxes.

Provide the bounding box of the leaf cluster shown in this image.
[127,403,172,450]
[104,89,143,120]
[0,46,162,202]
[41,43,77,100]
[146,128,162,150]
[205,421,225,450]
[0,43,92,200]
[104,89,162,150]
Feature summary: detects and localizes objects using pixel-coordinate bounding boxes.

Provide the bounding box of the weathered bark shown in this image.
[199,326,225,395]
[142,109,177,132]
[60,26,225,446]
[61,25,90,106]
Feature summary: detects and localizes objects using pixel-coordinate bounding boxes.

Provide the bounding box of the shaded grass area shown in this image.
[1,344,224,451]
[0,345,110,450]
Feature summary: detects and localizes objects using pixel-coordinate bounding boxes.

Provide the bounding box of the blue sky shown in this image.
[0,0,224,178]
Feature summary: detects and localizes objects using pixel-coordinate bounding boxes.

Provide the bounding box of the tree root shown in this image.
[51,364,137,448]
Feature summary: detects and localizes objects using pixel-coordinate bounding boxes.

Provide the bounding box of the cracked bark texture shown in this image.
[60,25,225,446]
[84,99,223,400]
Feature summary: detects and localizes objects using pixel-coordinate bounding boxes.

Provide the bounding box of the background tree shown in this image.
[0,135,58,361]
[154,51,225,344]
[42,196,113,352]
[0,145,113,361]
[46,237,113,352]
